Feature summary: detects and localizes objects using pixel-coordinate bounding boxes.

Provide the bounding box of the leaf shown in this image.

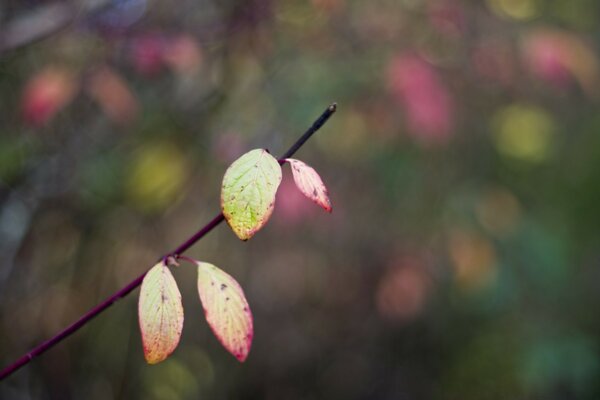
[285,158,332,212]
[221,149,282,240]
[138,262,184,364]
[196,261,253,362]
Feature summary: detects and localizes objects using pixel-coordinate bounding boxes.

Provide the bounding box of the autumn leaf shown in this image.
[196,261,253,362]
[221,149,282,240]
[138,262,184,364]
[285,158,332,212]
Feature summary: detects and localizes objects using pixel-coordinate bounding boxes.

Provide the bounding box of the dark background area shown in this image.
[1,0,600,398]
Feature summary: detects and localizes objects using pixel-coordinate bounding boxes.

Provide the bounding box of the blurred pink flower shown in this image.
[387,55,455,143]
[130,33,167,77]
[522,29,599,96]
[523,31,570,87]
[21,66,78,127]
[130,33,204,77]
[163,34,203,75]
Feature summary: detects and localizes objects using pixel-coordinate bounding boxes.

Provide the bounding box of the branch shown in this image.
[0,103,337,380]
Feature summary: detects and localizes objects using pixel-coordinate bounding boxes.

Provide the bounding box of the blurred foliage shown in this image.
[1,0,600,399]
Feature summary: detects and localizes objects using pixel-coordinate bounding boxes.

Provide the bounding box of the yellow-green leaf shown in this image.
[221,149,282,240]
[286,158,332,212]
[196,261,253,362]
[138,262,184,364]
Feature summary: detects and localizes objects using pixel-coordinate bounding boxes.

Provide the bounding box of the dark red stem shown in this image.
[0,103,337,381]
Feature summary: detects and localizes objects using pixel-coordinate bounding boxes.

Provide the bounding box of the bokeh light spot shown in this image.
[486,0,540,20]
[492,103,556,163]
[448,229,497,291]
[125,142,189,213]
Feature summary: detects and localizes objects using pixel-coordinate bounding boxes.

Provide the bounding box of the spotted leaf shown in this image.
[196,261,253,362]
[286,158,332,212]
[138,262,184,364]
[221,149,282,240]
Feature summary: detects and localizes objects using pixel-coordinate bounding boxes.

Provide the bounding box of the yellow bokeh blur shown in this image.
[486,0,540,20]
[125,141,189,212]
[492,103,556,163]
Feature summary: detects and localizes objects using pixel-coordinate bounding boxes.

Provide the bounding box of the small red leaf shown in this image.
[285,158,332,212]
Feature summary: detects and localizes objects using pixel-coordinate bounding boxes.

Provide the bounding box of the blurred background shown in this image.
[1,0,600,398]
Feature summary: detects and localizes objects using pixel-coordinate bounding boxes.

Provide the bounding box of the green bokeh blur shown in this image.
[1,0,600,398]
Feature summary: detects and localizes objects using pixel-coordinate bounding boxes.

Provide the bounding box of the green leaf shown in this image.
[138,262,184,364]
[196,261,253,362]
[221,149,282,240]
[286,158,332,212]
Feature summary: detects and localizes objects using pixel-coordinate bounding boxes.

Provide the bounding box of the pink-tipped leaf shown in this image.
[221,149,282,240]
[138,262,184,364]
[286,158,332,212]
[196,261,253,362]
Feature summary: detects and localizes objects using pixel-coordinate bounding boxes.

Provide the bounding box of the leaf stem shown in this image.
[0,103,337,380]
[173,254,197,265]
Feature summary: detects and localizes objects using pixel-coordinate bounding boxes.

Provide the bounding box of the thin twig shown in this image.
[0,103,337,381]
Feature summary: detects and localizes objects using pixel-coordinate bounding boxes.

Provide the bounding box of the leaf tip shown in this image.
[234,331,253,362]
[228,227,252,241]
[144,350,166,365]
